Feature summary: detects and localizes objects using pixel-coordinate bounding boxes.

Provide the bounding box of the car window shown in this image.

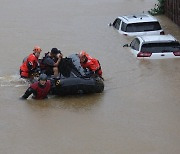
[112,18,121,30]
[126,22,162,32]
[121,22,127,32]
[141,42,180,53]
[130,38,140,50]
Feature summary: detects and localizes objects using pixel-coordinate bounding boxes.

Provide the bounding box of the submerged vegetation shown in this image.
[148,0,165,15]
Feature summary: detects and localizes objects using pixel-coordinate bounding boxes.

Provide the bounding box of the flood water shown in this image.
[0,0,180,153]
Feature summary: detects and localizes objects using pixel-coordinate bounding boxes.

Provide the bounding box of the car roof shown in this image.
[119,13,158,24]
[137,35,177,43]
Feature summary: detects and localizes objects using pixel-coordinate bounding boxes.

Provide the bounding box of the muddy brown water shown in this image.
[0,0,180,153]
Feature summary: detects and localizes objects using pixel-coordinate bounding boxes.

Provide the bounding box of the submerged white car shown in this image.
[109,13,164,36]
[123,34,180,59]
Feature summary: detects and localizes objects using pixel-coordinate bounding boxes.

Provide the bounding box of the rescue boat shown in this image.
[47,54,104,95]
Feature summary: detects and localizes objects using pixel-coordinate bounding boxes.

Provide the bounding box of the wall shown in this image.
[165,0,180,26]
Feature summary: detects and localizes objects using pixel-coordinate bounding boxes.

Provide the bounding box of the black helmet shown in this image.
[51,48,61,55]
[39,74,47,81]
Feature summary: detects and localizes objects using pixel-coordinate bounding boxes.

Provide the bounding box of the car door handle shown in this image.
[161,54,165,56]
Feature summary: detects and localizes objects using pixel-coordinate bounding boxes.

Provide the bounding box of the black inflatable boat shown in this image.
[48,54,104,95]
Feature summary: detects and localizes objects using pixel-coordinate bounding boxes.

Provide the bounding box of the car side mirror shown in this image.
[109,23,112,26]
[123,44,129,47]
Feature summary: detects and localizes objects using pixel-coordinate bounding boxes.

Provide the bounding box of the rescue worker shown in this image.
[20,46,42,78]
[78,50,103,77]
[40,48,63,77]
[21,74,51,100]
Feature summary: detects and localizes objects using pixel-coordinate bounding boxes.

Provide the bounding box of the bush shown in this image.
[148,0,165,15]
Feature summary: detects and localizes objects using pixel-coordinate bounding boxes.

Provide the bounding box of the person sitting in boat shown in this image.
[20,46,42,78]
[40,48,63,77]
[20,74,51,100]
[78,50,102,78]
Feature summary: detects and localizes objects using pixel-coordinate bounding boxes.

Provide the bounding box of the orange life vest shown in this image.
[20,53,39,78]
[80,55,102,76]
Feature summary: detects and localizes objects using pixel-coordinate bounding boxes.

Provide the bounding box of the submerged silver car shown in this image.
[109,13,164,37]
[123,34,180,59]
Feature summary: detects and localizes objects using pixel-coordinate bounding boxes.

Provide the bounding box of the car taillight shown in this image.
[173,50,180,56]
[137,51,152,57]
[160,31,165,35]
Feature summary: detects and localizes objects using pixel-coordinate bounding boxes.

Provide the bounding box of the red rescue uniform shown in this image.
[20,53,39,78]
[80,55,102,76]
[30,80,51,99]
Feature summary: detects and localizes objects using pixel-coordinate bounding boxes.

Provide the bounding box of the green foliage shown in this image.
[148,0,165,15]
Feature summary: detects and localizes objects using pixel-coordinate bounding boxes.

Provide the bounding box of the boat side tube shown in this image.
[51,76,104,95]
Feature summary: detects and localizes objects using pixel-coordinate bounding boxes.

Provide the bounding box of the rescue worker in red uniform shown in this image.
[79,50,103,77]
[21,74,51,100]
[20,46,42,78]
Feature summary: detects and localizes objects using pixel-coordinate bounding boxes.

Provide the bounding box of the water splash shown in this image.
[0,74,29,87]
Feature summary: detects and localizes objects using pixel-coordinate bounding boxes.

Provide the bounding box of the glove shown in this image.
[84,70,95,78]
[34,68,41,74]
[19,96,27,100]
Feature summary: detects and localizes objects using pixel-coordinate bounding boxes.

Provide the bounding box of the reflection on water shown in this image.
[26,93,104,112]
[156,15,180,40]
